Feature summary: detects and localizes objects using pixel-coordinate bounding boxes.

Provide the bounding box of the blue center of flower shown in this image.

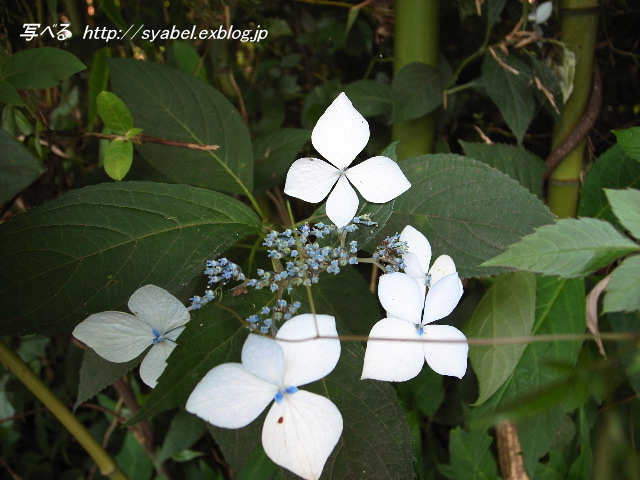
[152,328,164,344]
[274,386,299,403]
[416,326,424,336]
[425,274,432,287]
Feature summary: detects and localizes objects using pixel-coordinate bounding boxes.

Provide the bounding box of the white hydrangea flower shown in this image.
[400,225,463,299]
[362,271,467,381]
[284,92,411,228]
[186,314,342,480]
[72,285,189,388]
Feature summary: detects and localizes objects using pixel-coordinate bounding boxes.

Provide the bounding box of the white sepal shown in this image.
[241,334,285,386]
[284,158,339,203]
[277,314,341,388]
[72,311,151,363]
[139,340,176,388]
[128,285,190,334]
[346,156,411,203]
[326,175,359,228]
[400,225,432,275]
[311,92,369,170]
[262,390,343,480]
[378,272,424,324]
[533,1,553,24]
[361,317,425,382]
[428,255,458,287]
[422,325,468,378]
[186,363,277,429]
[422,273,463,325]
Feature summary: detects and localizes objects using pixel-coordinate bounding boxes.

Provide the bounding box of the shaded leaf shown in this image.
[0,47,86,89]
[480,52,535,144]
[439,427,499,480]
[604,188,640,240]
[604,256,640,313]
[466,272,537,405]
[482,218,639,277]
[0,79,22,106]
[109,59,253,194]
[382,153,553,278]
[460,141,545,198]
[157,410,207,464]
[0,182,261,335]
[0,129,43,204]
[254,128,310,192]
[392,62,444,122]
[344,79,392,118]
[613,127,640,162]
[578,145,640,228]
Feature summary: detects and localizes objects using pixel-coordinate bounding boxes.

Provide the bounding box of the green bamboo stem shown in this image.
[0,341,129,480]
[392,0,440,159]
[547,0,599,217]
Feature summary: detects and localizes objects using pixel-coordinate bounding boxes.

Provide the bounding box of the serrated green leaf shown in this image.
[603,256,640,313]
[578,145,640,228]
[392,62,444,122]
[253,128,310,192]
[0,129,44,204]
[480,52,535,144]
[604,188,640,240]
[382,153,553,278]
[530,55,564,119]
[96,91,133,133]
[0,47,86,89]
[87,47,111,129]
[0,182,261,335]
[613,127,640,162]
[344,79,392,118]
[482,218,640,277]
[460,141,545,198]
[74,349,142,409]
[109,59,253,194]
[439,427,499,480]
[103,138,133,180]
[466,272,537,405]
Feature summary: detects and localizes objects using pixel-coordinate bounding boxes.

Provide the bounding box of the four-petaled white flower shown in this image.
[362,227,468,382]
[72,285,189,388]
[186,314,343,480]
[284,92,411,228]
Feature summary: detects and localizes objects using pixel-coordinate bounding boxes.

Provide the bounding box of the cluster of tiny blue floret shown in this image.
[190,215,408,333]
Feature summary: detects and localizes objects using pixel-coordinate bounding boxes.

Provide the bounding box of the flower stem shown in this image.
[0,341,129,480]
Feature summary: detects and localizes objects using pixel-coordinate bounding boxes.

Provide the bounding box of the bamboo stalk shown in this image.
[392,0,440,159]
[547,0,599,217]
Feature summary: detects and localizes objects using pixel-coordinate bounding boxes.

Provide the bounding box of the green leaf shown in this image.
[0,47,86,89]
[604,188,640,240]
[613,127,640,162]
[482,218,640,277]
[87,47,111,129]
[0,129,44,204]
[439,427,499,480]
[96,91,134,133]
[480,52,535,144]
[253,128,310,192]
[103,138,133,180]
[578,145,640,228]
[603,256,640,313]
[485,0,508,25]
[114,430,153,480]
[344,79,392,118]
[465,272,537,405]
[0,79,22,106]
[0,182,261,335]
[382,154,553,278]
[109,59,253,194]
[168,41,208,82]
[74,349,142,409]
[392,62,444,122]
[530,55,564,119]
[460,141,545,198]
[156,410,207,464]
